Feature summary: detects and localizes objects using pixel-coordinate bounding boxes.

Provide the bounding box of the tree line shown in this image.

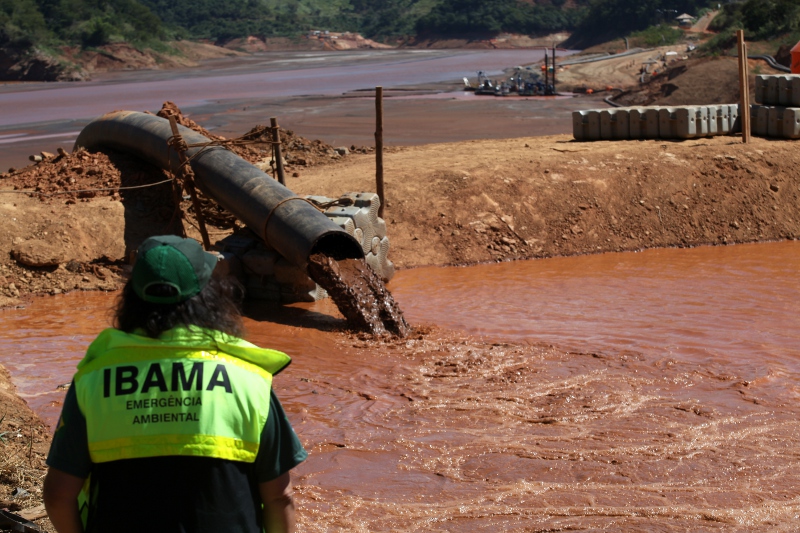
[4,0,794,54]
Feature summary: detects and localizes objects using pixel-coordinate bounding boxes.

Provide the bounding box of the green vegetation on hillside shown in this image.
[12,0,795,60]
[564,0,712,48]
[709,0,800,40]
[629,23,684,47]
[415,0,588,37]
[1,0,167,49]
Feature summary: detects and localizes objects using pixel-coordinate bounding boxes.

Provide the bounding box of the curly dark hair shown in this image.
[115,276,245,339]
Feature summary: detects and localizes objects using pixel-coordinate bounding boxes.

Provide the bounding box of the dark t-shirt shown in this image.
[47,383,307,533]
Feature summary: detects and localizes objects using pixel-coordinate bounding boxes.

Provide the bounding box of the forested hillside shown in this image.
[1,0,681,50]
[707,0,800,50]
[563,0,713,48]
[415,0,589,37]
[5,0,797,82]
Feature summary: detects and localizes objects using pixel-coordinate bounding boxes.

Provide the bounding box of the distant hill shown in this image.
[563,0,713,49]
[6,0,788,82]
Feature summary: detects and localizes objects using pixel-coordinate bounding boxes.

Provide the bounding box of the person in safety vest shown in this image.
[43,235,307,533]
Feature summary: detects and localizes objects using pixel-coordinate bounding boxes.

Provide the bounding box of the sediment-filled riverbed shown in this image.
[3,240,799,531]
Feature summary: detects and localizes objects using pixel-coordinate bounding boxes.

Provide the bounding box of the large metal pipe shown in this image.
[75,111,363,270]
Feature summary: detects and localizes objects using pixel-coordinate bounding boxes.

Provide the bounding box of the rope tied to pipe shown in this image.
[166,124,281,179]
[260,196,356,249]
[167,133,190,154]
[262,197,321,247]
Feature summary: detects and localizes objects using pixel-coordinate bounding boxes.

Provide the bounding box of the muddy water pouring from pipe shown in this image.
[308,254,408,336]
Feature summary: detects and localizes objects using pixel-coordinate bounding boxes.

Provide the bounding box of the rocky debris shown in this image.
[2,146,169,204]
[11,239,67,267]
[156,101,222,141]
[0,259,120,302]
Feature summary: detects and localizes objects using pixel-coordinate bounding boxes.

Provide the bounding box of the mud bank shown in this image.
[1,127,799,307]
[0,366,54,532]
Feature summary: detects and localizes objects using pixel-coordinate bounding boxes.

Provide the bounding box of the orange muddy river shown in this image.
[2,241,800,531]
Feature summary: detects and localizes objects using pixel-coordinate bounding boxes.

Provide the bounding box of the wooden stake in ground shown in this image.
[168,115,212,249]
[737,30,751,143]
[270,117,286,186]
[375,86,385,219]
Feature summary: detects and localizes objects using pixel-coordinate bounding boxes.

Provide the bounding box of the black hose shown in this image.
[748,54,790,73]
[75,111,363,270]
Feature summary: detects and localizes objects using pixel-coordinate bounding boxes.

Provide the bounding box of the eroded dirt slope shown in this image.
[292,134,799,269]
[2,125,798,307]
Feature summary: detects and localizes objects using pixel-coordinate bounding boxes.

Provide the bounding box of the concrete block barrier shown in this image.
[575,105,743,141]
[755,75,800,106]
[768,106,784,138]
[217,192,395,303]
[599,109,630,140]
[353,227,364,249]
[326,216,356,236]
[358,222,375,256]
[244,275,281,302]
[572,110,601,141]
[706,105,719,136]
[279,283,328,303]
[750,105,800,139]
[365,252,381,274]
[752,105,769,137]
[692,106,710,137]
[629,107,660,139]
[766,76,780,105]
[241,247,279,277]
[323,193,395,282]
[374,218,387,239]
[274,258,316,290]
[382,261,395,281]
[783,107,800,138]
[342,192,380,223]
[216,233,258,256]
[779,76,800,107]
[755,77,765,106]
[729,104,742,134]
[326,205,374,254]
[712,105,736,135]
[659,107,698,139]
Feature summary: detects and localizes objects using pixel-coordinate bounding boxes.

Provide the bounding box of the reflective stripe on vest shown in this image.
[74,327,290,464]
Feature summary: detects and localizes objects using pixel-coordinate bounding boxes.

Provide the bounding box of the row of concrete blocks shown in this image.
[755,74,800,107]
[573,105,740,141]
[214,232,328,304]
[212,192,394,304]
[751,104,800,139]
[309,191,395,284]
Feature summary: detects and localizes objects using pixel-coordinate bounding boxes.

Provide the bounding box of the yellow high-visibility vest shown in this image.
[74,326,290,463]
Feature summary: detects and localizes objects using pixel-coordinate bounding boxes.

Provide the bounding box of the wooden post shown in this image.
[737,30,751,143]
[270,117,286,186]
[168,115,211,249]
[375,86,385,219]
[544,52,549,93]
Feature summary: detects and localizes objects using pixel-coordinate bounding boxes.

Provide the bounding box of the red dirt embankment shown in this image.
[2,103,798,306]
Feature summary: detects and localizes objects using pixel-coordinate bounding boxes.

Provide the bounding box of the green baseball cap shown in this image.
[132,235,217,304]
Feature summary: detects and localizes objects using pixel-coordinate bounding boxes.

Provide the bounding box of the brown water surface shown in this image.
[2,241,799,531]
